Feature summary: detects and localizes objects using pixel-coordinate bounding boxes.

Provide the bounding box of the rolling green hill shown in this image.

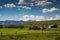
[23,20,60,28]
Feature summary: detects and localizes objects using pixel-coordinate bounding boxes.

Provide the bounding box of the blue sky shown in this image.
[0,0,60,21]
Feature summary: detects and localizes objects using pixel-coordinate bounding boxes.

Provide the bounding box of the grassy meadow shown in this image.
[0,28,60,40]
[0,20,60,40]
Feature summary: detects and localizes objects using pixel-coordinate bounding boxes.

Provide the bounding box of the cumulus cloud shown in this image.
[47,15,60,20]
[4,3,16,8]
[18,0,52,6]
[35,1,52,6]
[20,15,60,21]
[42,7,59,13]
[18,6,31,9]
[54,15,60,20]
[20,15,45,21]
[18,0,25,4]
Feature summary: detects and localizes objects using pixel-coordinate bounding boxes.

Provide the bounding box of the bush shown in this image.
[0,25,3,28]
[29,26,41,30]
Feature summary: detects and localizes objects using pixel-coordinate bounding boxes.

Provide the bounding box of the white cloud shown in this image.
[47,15,60,20]
[42,7,59,13]
[35,16,45,21]
[4,3,16,8]
[18,0,52,6]
[20,15,60,21]
[35,1,52,6]
[54,15,60,20]
[18,6,31,9]
[18,0,25,4]
[20,15,45,21]
[0,6,2,8]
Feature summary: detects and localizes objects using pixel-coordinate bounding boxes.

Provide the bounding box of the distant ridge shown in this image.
[23,20,60,26]
[0,20,33,25]
[0,20,60,25]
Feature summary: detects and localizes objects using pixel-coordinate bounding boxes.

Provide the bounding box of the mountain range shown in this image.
[0,20,33,25]
[0,20,60,26]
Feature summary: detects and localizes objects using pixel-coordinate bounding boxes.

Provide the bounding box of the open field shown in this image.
[0,28,60,40]
[0,28,60,35]
[0,20,60,40]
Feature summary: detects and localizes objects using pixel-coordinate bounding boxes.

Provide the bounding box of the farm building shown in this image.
[23,20,60,28]
[48,24,57,28]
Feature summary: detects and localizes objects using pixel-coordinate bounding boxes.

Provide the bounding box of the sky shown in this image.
[0,0,60,21]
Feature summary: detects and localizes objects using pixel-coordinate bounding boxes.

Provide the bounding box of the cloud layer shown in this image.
[42,7,59,13]
[48,15,60,20]
[0,14,60,21]
[4,3,16,8]
[0,0,52,9]
[18,0,52,6]
[18,6,31,9]
[20,15,60,21]
[35,1,52,6]
[20,15,45,21]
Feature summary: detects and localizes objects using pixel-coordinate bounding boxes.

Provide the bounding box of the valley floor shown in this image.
[0,28,60,40]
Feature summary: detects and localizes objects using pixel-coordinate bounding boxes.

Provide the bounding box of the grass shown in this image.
[0,28,60,35]
[0,28,60,40]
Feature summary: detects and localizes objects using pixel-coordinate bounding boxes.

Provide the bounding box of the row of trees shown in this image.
[0,25,24,29]
[0,24,57,30]
[29,26,46,30]
[0,25,47,30]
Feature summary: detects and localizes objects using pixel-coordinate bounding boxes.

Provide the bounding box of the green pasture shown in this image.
[0,28,60,35]
[0,23,60,40]
[0,28,60,40]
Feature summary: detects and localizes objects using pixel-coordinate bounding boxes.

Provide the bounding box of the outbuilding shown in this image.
[48,24,57,28]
